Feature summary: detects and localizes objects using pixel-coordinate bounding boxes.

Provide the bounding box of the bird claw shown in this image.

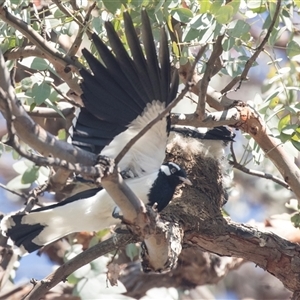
[94,155,115,182]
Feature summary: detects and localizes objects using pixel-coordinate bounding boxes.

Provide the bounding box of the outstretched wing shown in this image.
[72,11,179,176]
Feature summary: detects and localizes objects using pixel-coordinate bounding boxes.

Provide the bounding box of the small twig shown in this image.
[196,35,224,120]
[68,2,95,57]
[52,0,94,41]
[23,169,54,213]
[221,0,281,94]
[0,182,25,198]
[114,45,207,165]
[230,142,290,190]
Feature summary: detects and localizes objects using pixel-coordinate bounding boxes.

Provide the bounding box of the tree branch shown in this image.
[24,234,136,300]
[196,35,224,119]
[229,142,290,190]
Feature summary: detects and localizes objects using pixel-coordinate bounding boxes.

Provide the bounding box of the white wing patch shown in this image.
[101,100,168,176]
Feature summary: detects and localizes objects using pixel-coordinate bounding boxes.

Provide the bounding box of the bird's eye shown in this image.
[170,167,177,174]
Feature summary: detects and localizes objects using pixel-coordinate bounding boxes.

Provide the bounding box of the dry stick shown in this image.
[23,170,54,213]
[229,142,290,190]
[115,45,208,165]
[196,35,224,119]
[23,234,136,300]
[221,0,282,94]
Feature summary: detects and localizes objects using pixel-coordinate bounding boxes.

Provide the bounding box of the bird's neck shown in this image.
[147,171,177,212]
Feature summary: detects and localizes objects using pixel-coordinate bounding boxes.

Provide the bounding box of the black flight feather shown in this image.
[73,11,179,163]
[141,10,162,101]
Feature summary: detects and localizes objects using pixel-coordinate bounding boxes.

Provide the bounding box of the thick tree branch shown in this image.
[3,46,44,60]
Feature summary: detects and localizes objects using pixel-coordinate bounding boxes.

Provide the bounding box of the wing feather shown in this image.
[72,11,179,175]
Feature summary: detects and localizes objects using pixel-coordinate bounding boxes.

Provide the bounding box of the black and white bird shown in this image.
[1,11,191,253]
[1,162,190,253]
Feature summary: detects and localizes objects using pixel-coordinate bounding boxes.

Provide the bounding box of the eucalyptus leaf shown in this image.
[32,82,51,105]
[21,165,39,184]
[214,5,234,24]
[287,40,300,58]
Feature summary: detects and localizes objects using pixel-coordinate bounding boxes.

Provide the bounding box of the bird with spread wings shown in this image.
[1,10,192,253]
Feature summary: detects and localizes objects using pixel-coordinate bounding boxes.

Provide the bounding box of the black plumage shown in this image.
[1,11,189,254]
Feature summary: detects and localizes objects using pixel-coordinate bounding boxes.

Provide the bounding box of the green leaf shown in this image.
[210,0,223,15]
[172,41,180,58]
[291,213,300,228]
[227,0,240,15]
[125,243,139,261]
[278,114,291,131]
[215,5,234,24]
[58,129,66,140]
[171,8,193,23]
[199,0,211,13]
[287,40,300,58]
[32,82,51,105]
[247,0,266,13]
[268,96,279,109]
[222,36,235,51]
[291,140,300,151]
[21,77,33,90]
[228,19,251,38]
[21,165,39,184]
[102,0,122,14]
[295,0,300,8]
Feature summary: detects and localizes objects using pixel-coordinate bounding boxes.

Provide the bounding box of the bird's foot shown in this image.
[112,206,123,219]
[94,155,115,184]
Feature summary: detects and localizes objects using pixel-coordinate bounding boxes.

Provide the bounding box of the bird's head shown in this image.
[160,162,192,187]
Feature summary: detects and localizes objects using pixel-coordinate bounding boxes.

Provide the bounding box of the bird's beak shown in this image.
[178,177,192,186]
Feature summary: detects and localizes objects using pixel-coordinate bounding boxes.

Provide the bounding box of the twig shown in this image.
[229,142,290,190]
[221,0,282,94]
[52,0,94,41]
[23,169,54,213]
[0,182,25,198]
[196,35,224,120]
[114,45,207,165]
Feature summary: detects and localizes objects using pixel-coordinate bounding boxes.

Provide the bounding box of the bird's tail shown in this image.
[1,209,70,254]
